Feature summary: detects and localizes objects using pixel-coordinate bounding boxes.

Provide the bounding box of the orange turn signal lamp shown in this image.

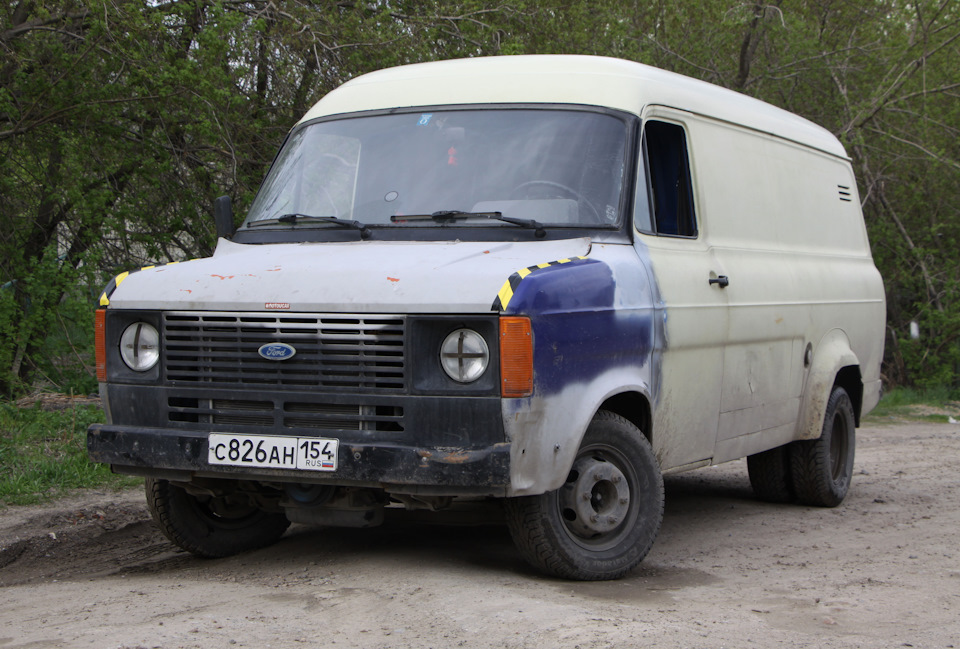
[95,309,106,382]
[499,316,533,398]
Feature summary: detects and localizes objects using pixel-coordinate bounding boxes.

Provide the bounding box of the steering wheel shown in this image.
[511,180,602,223]
[311,185,339,218]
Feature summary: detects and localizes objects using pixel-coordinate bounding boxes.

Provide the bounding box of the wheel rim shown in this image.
[830,411,850,482]
[556,443,640,551]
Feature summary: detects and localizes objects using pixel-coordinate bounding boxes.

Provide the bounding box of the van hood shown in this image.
[106,238,593,313]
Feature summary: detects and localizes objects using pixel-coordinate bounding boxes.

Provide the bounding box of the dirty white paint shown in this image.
[107,238,592,314]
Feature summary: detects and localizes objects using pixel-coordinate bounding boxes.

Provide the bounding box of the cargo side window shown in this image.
[644,121,697,237]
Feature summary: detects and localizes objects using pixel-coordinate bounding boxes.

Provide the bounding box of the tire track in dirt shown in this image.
[1,422,959,649]
[0,497,179,586]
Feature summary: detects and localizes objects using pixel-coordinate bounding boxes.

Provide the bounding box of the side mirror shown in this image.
[213,195,235,240]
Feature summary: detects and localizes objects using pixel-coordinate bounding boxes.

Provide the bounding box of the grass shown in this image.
[0,401,139,507]
[865,386,960,423]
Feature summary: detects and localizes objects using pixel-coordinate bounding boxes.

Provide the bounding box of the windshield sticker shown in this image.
[418,113,433,126]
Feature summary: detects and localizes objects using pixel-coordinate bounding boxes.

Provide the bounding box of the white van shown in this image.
[88,55,885,580]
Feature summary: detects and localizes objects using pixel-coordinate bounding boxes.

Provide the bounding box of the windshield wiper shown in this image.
[247,214,370,239]
[390,210,546,238]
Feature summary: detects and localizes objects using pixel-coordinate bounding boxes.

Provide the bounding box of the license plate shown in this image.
[208,433,339,472]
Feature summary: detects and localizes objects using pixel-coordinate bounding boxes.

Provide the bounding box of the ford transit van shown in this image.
[88,55,885,580]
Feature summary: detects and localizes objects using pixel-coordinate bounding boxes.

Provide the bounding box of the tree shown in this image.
[1,0,957,394]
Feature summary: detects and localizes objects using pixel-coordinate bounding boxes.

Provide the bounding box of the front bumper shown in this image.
[89,382,511,496]
[88,424,511,496]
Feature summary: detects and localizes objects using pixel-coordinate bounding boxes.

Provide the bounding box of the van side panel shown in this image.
[681,114,884,462]
[642,110,884,467]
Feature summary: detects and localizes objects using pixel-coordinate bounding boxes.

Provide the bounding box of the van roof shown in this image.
[299,55,847,159]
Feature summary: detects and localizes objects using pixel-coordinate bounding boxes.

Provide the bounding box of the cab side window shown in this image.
[644,121,697,237]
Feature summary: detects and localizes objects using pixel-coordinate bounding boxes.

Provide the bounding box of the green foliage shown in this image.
[31,292,99,395]
[865,386,960,422]
[0,403,138,506]
[1,0,958,393]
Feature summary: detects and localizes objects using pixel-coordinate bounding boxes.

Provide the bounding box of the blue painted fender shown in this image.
[497,244,661,496]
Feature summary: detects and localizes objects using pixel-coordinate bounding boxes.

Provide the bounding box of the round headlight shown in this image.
[120,322,160,372]
[440,328,489,383]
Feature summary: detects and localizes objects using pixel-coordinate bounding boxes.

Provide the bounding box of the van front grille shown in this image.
[161,311,405,391]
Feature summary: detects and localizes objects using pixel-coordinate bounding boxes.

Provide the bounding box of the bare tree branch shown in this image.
[865,126,960,172]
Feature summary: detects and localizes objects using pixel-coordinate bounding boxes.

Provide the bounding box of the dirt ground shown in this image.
[1,420,959,649]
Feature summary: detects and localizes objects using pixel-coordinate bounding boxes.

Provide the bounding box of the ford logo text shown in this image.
[258,342,297,361]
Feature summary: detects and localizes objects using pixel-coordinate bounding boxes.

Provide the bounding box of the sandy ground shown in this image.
[1,419,959,649]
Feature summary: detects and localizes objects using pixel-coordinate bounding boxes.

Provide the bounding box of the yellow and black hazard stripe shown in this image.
[491,256,588,312]
[98,261,184,307]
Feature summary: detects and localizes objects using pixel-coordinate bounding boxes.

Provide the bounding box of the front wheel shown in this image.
[146,478,290,557]
[505,411,664,580]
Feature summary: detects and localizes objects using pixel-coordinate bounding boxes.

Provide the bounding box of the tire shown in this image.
[747,445,795,503]
[790,386,856,507]
[145,478,290,557]
[504,411,664,581]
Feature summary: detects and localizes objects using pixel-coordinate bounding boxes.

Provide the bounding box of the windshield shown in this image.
[243,108,628,233]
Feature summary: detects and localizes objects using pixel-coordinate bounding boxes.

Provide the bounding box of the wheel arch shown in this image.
[798,329,863,440]
[598,391,653,445]
[505,381,654,497]
[835,365,864,426]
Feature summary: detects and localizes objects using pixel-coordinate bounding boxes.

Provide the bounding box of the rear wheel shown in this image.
[790,386,856,507]
[146,478,290,557]
[505,411,664,580]
[747,445,795,503]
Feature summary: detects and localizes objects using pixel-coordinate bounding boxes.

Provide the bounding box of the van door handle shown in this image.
[709,275,730,288]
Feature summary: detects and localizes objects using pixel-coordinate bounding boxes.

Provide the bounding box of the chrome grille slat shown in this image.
[162,311,405,390]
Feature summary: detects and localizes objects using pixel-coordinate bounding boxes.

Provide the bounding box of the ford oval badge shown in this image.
[258,342,297,361]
